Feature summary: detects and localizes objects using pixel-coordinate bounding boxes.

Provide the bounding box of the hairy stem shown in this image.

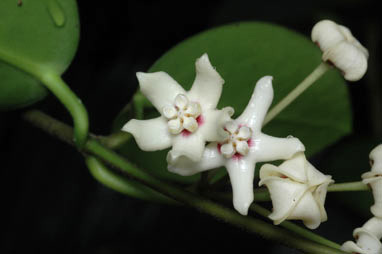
[23,110,346,254]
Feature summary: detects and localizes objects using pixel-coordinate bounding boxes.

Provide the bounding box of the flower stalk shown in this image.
[263,62,330,126]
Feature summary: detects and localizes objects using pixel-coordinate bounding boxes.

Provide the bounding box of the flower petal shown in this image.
[362,217,382,239]
[323,41,368,81]
[122,116,172,151]
[198,107,234,142]
[253,134,305,163]
[363,176,382,218]
[312,179,332,222]
[353,228,382,254]
[369,144,382,175]
[137,71,186,112]
[226,158,255,215]
[341,241,369,254]
[168,132,205,162]
[288,191,322,229]
[187,54,224,109]
[259,174,308,224]
[236,76,274,132]
[311,20,347,52]
[276,153,308,183]
[167,142,225,176]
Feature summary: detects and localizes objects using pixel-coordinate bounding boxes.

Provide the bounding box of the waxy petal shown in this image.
[253,134,305,163]
[342,217,382,254]
[137,72,186,112]
[167,143,225,176]
[311,20,349,52]
[226,158,255,215]
[361,217,382,239]
[198,107,234,142]
[323,42,368,81]
[122,116,172,151]
[287,191,322,229]
[237,76,274,132]
[259,174,308,223]
[168,132,205,162]
[187,54,224,109]
[369,144,382,174]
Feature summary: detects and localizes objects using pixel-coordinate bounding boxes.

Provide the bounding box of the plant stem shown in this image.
[98,131,131,149]
[213,182,369,204]
[327,181,369,192]
[40,73,89,148]
[23,110,346,254]
[86,156,176,204]
[250,204,342,250]
[263,62,330,126]
[0,49,89,148]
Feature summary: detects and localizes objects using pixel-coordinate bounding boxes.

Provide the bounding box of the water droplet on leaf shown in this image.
[47,0,66,27]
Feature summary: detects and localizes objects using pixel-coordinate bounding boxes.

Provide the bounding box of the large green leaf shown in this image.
[0,0,79,110]
[116,22,352,184]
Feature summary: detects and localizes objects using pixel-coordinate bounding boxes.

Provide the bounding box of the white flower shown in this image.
[311,19,369,81]
[362,144,382,218]
[259,152,333,229]
[167,76,305,215]
[122,54,234,162]
[341,217,382,254]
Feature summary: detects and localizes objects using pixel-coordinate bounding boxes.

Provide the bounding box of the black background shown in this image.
[1,0,381,253]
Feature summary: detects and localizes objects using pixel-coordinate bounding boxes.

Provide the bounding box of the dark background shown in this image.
[1,0,381,253]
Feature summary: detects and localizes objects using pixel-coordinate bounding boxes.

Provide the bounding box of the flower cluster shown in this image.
[341,144,382,254]
[122,20,369,229]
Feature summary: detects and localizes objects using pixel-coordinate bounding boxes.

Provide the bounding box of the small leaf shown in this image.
[116,22,351,184]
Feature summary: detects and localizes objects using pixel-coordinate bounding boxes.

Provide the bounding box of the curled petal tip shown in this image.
[136,71,148,81]
[257,76,273,88]
[234,201,251,216]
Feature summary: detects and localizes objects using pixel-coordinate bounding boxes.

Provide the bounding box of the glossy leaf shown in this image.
[0,0,80,109]
[116,22,352,184]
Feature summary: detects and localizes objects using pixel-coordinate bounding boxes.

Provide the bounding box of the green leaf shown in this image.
[115,22,351,184]
[0,0,80,110]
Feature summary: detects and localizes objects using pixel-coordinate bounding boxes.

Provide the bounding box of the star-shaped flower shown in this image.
[259,152,333,229]
[168,76,305,215]
[122,54,234,162]
[311,19,369,81]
